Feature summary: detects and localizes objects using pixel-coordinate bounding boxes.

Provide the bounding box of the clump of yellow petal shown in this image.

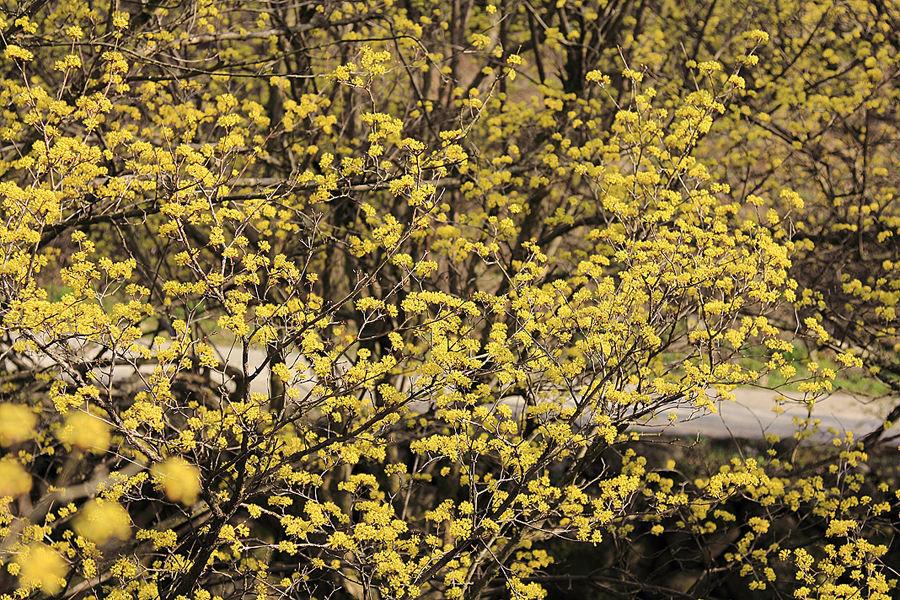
[56,411,110,453]
[74,499,131,543]
[15,544,69,593]
[0,404,36,446]
[152,458,201,505]
[0,460,32,498]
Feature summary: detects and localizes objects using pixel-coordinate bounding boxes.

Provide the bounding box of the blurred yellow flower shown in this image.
[56,411,110,453]
[16,544,68,593]
[74,499,132,543]
[0,460,31,498]
[0,404,36,446]
[152,458,201,505]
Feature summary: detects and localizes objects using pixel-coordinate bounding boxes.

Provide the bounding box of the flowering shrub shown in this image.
[0,1,898,599]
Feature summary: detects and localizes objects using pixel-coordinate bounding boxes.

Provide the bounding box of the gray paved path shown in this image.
[142,344,900,441]
[635,388,891,441]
